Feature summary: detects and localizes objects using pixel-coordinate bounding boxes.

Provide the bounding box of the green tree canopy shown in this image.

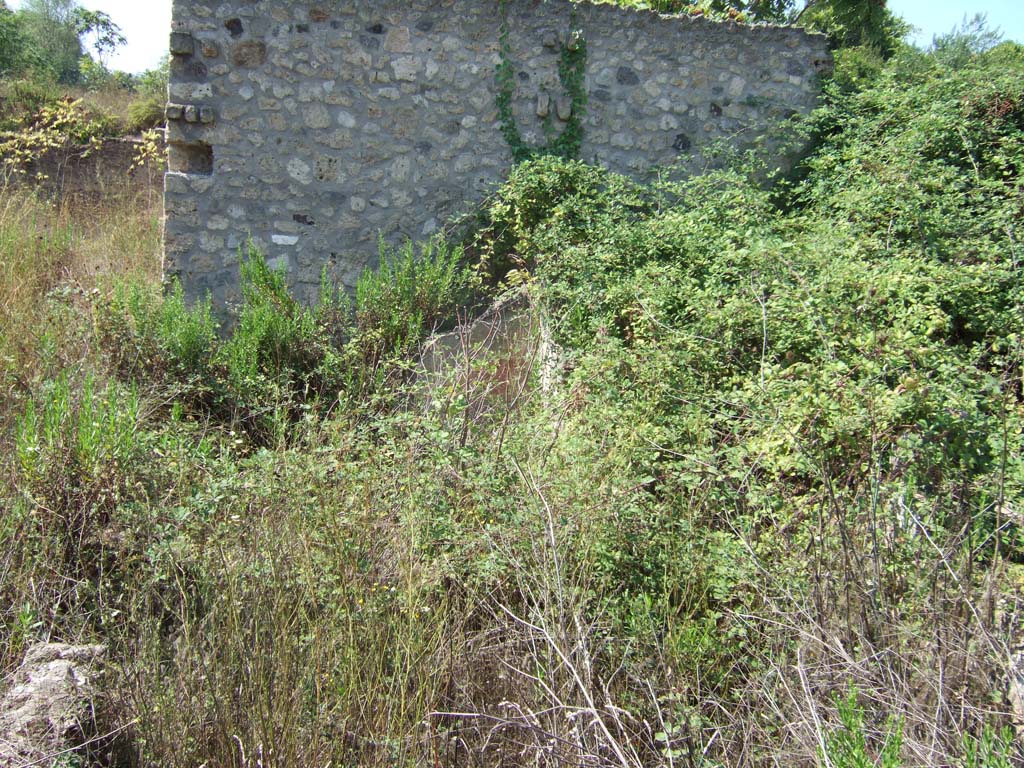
[72,7,125,65]
[0,1,29,76]
[17,0,83,82]
[9,0,124,84]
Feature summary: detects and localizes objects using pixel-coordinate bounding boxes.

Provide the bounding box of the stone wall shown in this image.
[165,0,830,307]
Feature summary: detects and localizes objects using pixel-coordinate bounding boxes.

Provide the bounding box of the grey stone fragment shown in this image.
[555,97,572,122]
[616,66,640,86]
[199,107,216,124]
[165,103,184,120]
[0,644,106,768]
[170,32,195,57]
[536,92,550,118]
[233,41,267,67]
[184,105,200,123]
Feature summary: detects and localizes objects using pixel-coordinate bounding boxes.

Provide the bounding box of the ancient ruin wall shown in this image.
[165,0,830,307]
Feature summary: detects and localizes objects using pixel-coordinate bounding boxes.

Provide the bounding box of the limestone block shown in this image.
[303,104,332,129]
[555,97,572,122]
[384,26,412,53]
[0,644,106,768]
[392,57,422,82]
[170,32,195,56]
[536,92,550,118]
[233,41,267,67]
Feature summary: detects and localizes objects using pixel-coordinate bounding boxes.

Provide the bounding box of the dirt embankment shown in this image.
[16,135,165,201]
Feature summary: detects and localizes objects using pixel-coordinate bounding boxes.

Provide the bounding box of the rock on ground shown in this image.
[0,643,106,768]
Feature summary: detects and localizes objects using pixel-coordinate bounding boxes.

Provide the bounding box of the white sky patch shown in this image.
[9,0,172,73]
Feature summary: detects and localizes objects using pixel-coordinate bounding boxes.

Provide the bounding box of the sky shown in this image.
[887,0,1023,48]
[7,0,1023,74]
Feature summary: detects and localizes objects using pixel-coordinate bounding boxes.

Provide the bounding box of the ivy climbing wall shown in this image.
[165,0,830,307]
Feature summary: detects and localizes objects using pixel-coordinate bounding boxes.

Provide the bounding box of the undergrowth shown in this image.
[0,29,1022,768]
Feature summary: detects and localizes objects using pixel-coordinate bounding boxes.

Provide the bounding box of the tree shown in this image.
[16,0,83,83]
[0,1,29,75]
[928,13,1002,70]
[72,8,124,66]
[9,0,124,85]
[798,0,908,57]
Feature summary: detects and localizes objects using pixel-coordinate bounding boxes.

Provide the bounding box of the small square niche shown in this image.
[169,141,214,175]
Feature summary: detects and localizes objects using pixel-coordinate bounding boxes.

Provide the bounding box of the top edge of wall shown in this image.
[170,0,830,41]
[574,0,828,35]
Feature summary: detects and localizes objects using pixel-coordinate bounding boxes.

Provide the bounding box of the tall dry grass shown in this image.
[0,178,162,428]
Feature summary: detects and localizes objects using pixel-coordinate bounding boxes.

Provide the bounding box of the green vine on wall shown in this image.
[496,1,588,163]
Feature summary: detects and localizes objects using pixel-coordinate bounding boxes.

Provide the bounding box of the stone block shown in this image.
[233,41,267,67]
[0,644,106,768]
[536,92,550,118]
[170,32,195,56]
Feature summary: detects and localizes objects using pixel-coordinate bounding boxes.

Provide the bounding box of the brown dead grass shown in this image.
[0,177,162,428]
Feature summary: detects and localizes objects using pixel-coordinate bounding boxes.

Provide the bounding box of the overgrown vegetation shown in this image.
[0,0,166,142]
[595,0,907,54]
[1,11,1023,768]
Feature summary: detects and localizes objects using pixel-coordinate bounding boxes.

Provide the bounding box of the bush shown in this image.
[821,689,903,768]
[12,372,140,589]
[0,95,120,178]
[0,77,60,129]
[99,278,217,384]
[471,155,647,285]
[125,93,164,132]
[217,246,347,437]
[354,237,476,368]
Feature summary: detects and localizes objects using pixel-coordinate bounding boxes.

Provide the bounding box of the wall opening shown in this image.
[169,142,213,175]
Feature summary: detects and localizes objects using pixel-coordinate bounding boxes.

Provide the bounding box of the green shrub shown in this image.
[819,692,1019,768]
[472,155,647,284]
[354,237,475,368]
[215,244,348,438]
[16,374,137,490]
[100,240,478,438]
[125,93,164,132]
[13,372,140,583]
[99,278,217,385]
[821,689,904,768]
[962,726,1019,768]
[0,77,60,129]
